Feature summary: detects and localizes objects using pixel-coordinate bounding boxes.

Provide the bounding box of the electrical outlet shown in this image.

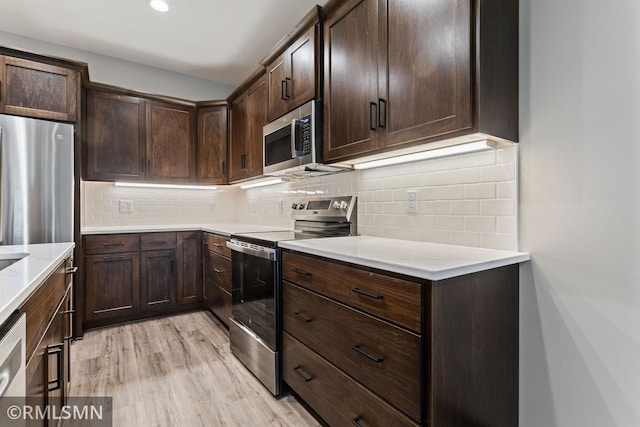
[406,190,418,213]
[119,200,134,213]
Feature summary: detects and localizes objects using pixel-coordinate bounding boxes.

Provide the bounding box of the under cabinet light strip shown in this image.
[240,178,286,190]
[114,182,218,190]
[352,141,495,170]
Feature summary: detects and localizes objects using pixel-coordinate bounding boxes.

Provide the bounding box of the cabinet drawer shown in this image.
[283,332,418,427]
[283,281,422,421]
[84,234,140,254]
[206,251,232,293]
[283,251,423,332]
[204,233,231,257]
[141,232,177,251]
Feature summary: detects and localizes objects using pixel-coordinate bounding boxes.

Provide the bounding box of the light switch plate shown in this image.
[119,200,134,213]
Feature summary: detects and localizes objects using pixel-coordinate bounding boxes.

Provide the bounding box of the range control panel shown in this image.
[291,196,356,218]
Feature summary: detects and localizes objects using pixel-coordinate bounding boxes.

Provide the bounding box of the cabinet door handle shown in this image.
[369,102,378,130]
[351,345,384,363]
[47,343,64,392]
[378,98,387,128]
[170,259,175,274]
[62,310,75,341]
[293,366,313,382]
[103,243,124,247]
[141,158,145,174]
[281,80,287,100]
[222,161,227,177]
[285,77,292,99]
[213,268,224,274]
[293,311,313,323]
[103,256,124,261]
[352,417,364,427]
[351,288,384,300]
[291,268,312,277]
[147,159,151,173]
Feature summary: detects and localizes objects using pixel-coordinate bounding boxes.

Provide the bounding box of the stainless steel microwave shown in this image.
[263,100,324,176]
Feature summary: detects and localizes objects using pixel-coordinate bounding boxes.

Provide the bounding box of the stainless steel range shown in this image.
[226,196,357,396]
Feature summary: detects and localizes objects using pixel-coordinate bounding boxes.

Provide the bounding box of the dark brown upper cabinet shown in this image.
[85,90,146,181]
[228,70,267,183]
[84,86,196,183]
[323,0,518,163]
[0,55,80,122]
[197,103,228,184]
[262,7,321,122]
[146,100,196,183]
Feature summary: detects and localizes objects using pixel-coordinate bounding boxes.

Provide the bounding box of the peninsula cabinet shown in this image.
[322,0,518,162]
[84,87,196,183]
[20,256,74,426]
[263,6,320,122]
[83,232,202,329]
[197,103,228,184]
[0,55,80,122]
[228,70,267,183]
[282,250,519,427]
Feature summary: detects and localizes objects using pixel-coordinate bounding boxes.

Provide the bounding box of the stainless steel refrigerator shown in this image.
[0,114,74,245]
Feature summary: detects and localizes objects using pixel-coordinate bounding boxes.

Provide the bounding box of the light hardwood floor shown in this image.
[70,311,320,427]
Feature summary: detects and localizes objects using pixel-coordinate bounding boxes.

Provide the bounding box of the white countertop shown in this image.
[0,242,75,326]
[279,236,530,281]
[81,223,290,237]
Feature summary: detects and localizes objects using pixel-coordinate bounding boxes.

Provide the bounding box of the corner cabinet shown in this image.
[323,0,518,162]
[83,232,202,329]
[84,87,197,183]
[228,72,267,183]
[0,55,80,122]
[197,103,228,184]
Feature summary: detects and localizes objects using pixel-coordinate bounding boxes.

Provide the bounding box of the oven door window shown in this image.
[231,251,277,351]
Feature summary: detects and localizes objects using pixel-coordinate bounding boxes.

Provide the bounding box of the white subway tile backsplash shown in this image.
[84,145,518,251]
[464,182,496,199]
[480,199,516,216]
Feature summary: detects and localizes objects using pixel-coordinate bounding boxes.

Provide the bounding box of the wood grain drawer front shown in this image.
[283,281,422,421]
[206,280,231,327]
[84,234,140,254]
[141,232,177,251]
[283,251,423,332]
[283,332,418,427]
[204,233,231,257]
[207,251,232,293]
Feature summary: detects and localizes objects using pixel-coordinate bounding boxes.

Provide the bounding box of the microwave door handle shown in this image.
[291,119,299,158]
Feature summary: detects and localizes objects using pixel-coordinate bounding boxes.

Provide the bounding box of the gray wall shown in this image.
[519,0,640,425]
[0,31,234,100]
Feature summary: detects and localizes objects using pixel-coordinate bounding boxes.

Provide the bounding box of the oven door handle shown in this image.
[226,240,278,261]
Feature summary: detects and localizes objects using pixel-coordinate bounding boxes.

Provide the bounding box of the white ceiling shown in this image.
[0,0,323,86]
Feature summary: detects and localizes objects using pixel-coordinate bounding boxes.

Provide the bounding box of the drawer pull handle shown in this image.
[352,417,364,427]
[294,311,313,323]
[213,243,223,248]
[352,288,384,300]
[352,345,384,363]
[292,268,312,277]
[65,266,78,274]
[47,343,64,392]
[214,268,225,274]
[103,256,124,261]
[293,366,313,382]
[148,240,167,244]
[103,243,124,247]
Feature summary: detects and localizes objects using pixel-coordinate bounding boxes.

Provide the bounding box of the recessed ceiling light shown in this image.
[149,0,169,12]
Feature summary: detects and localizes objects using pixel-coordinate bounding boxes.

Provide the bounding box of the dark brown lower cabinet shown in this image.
[83,232,202,330]
[202,232,232,327]
[141,249,176,311]
[283,250,519,427]
[21,256,74,427]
